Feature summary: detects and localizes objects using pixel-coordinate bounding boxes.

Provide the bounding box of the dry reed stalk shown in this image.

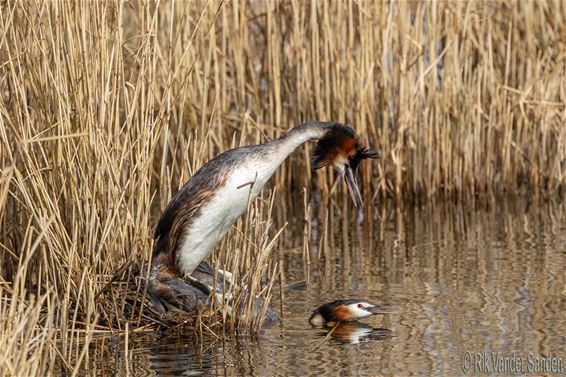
[302,187,312,284]
[0,0,565,373]
[0,288,56,376]
[208,189,283,332]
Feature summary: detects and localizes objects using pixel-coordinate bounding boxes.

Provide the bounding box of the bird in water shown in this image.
[148,121,379,324]
[309,299,393,327]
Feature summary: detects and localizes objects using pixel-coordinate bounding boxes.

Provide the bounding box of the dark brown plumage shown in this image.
[152,163,228,272]
[312,125,379,170]
[312,125,379,206]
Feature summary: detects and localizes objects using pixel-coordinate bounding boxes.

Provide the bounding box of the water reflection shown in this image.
[318,323,392,345]
[83,197,565,376]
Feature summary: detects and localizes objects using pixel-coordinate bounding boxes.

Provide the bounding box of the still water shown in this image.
[85,198,565,376]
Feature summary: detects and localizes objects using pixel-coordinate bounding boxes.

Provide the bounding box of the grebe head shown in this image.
[312,124,379,206]
[309,299,392,327]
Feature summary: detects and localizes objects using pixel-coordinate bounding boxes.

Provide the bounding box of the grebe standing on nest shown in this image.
[148,121,379,321]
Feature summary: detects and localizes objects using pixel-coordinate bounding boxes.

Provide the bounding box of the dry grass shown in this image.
[0,0,565,374]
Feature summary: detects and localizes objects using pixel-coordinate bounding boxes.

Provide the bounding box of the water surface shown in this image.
[84,198,566,376]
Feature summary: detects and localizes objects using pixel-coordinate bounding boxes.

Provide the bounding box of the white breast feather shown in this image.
[176,160,276,276]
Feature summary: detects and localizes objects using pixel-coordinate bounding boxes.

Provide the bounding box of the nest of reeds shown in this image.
[93,258,278,333]
[93,262,200,331]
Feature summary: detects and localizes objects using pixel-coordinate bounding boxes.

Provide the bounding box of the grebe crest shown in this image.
[312,125,380,206]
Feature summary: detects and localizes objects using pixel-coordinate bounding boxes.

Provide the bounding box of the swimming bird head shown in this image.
[309,299,393,327]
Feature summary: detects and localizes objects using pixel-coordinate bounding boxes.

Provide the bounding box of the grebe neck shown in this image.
[270,121,330,164]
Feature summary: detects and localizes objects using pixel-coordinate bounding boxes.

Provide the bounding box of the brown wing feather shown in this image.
[152,169,227,273]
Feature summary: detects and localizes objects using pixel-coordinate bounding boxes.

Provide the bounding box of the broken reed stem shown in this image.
[310,322,340,352]
[302,187,312,285]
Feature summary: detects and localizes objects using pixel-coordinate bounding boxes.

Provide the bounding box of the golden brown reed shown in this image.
[1,0,565,374]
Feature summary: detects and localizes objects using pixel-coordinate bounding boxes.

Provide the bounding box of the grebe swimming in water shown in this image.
[148,122,379,322]
[309,299,393,327]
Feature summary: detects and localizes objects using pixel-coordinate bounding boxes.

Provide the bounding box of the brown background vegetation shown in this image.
[1,1,565,374]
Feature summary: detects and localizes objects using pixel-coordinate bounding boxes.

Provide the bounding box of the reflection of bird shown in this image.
[309,299,393,327]
[328,322,392,344]
[148,122,379,321]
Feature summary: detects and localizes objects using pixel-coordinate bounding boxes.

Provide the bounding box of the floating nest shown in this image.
[93,262,198,331]
[94,261,277,333]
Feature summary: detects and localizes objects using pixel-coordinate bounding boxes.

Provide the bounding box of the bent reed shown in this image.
[1,1,565,374]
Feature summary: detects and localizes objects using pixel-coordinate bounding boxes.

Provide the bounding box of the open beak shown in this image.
[344,166,363,207]
[368,305,396,315]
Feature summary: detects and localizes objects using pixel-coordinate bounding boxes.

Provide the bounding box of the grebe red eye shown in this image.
[357,303,363,308]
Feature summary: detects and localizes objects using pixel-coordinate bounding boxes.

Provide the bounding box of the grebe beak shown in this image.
[368,304,395,315]
[344,165,363,207]
[344,147,380,207]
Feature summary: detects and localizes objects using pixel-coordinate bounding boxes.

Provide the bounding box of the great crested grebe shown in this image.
[309,299,393,327]
[148,121,379,320]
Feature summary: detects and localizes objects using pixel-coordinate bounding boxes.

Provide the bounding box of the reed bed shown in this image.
[0,0,565,374]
